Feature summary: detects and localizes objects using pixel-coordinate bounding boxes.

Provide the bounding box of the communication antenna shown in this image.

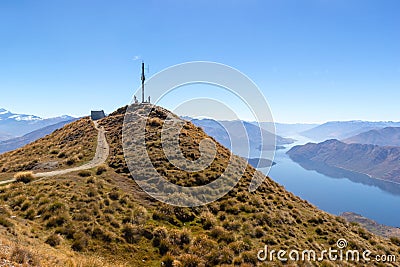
[139,61,151,103]
[141,61,145,103]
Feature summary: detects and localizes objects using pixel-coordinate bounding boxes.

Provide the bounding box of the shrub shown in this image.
[0,215,13,228]
[152,226,168,247]
[45,234,61,247]
[46,214,69,228]
[66,157,76,166]
[390,237,400,246]
[200,211,216,230]
[71,234,89,252]
[78,170,91,177]
[174,207,195,222]
[57,152,66,158]
[241,251,258,265]
[50,149,59,155]
[10,246,39,265]
[179,254,202,267]
[24,208,36,220]
[14,171,34,183]
[161,253,175,267]
[96,164,107,175]
[47,202,65,213]
[55,224,76,239]
[109,190,119,200]
[122,225,142,244]
[253,226,265,238]
[91,227,113,243]
[148,117,162,127]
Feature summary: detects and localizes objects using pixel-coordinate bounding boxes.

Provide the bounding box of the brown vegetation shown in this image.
[0,105,398,266]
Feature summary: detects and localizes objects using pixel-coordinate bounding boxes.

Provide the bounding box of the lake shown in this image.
[258,136,400,228]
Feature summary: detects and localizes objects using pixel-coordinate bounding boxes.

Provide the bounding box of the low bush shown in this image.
[390,237,400,246]
[0,215,13,228]
[71,233,89,252]
[78,170,91,177]
[10,246,39,265]
[14,171,34,183]
[45,234,62,247]
[96,164,107,175]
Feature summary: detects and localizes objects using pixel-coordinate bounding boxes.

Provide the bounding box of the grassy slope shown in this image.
[0,105,398,266]
[0,118,97,181]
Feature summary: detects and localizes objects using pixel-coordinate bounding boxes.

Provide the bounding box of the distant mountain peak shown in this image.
[0,108,76,138]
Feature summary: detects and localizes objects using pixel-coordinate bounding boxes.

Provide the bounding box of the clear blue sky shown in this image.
[0,0,399,123]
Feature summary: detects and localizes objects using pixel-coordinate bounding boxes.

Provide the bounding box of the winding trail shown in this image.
[0,121,109,185]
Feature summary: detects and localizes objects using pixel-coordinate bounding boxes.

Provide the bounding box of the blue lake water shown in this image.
[258,136,400,228]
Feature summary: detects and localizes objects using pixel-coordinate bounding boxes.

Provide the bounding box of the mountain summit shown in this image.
[0,105,398,266]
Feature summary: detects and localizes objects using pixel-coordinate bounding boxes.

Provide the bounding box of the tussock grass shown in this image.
[0,105,397,266]
[0,118,97,174]
[14,171,34,183]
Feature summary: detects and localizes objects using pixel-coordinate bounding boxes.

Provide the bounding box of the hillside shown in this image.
[0,118,97,181]
[301,121,400,141]
[0,118,78,154]
[344,127,400,147]
[0,105,399,266]
[287,139,400,183]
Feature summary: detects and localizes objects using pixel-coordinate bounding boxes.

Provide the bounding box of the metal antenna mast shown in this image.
[141,61,145,103]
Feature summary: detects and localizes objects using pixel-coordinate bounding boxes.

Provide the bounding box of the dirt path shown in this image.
[0,121,109,185]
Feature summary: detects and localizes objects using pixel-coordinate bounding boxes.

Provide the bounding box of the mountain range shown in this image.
[188,118,295,156]
[0,118,78,154]
[287,139,400,183]
[301,120,400,141]
[0,108,75,139]
[344,127,400,146]
[250,122,318,137]
[0,105,397,266]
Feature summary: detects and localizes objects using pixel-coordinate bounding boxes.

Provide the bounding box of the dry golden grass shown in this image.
[14,171,35,183]
[0,105,398,266]
[0,118,97,176]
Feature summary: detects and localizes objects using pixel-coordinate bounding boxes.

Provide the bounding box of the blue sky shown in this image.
[0,0,399,123]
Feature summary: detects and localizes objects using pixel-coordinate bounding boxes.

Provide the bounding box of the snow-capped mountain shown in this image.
[0,108,75,139]
[0,108,42,121]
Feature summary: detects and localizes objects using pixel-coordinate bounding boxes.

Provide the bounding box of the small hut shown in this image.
[91,110,106,120]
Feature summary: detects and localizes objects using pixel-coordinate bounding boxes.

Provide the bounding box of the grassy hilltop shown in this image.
[0,105,398,266]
